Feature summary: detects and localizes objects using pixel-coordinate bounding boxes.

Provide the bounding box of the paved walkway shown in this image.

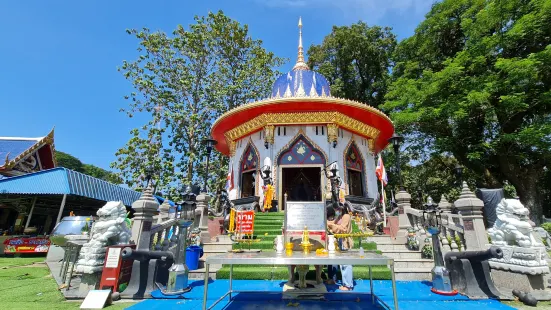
[126,279,516,310]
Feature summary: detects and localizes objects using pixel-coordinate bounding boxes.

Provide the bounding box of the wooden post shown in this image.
[24,197,37,229]
[55,194,67,226]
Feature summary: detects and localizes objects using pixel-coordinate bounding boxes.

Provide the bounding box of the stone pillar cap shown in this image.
[454,181,484,214]
[159,199,171,213]
[132,185,160,212]
[439,195,452,212]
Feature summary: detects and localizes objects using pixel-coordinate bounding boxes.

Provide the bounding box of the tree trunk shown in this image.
[511,174,544,224]
[497,154,545,224]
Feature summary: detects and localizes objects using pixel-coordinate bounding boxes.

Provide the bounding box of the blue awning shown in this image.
[0,167,141,207]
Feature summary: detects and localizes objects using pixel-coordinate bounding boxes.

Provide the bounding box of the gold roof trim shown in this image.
[223,111,380,145]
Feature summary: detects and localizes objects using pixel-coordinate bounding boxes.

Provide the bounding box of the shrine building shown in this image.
[211,19,395,211]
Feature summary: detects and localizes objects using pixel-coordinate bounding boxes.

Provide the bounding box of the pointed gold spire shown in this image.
[293,17,309,71]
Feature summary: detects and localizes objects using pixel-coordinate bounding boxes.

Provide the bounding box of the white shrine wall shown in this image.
[228,125,378,201]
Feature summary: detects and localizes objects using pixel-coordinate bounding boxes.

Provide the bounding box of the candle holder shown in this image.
[276,235,284,253]
[300,226,313,254]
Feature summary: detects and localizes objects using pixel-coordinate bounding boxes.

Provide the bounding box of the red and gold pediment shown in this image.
[0,128,56,177]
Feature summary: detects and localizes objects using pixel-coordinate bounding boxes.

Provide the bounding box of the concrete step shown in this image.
[365,235,393,243]
[211,235,234,242]
[380,250,423,259]
[202,242,234,252]
[394,267,432,281]
[189,266,221,280]
[201,250,230,258]
[394,258,434,269]
[376,243,410,251]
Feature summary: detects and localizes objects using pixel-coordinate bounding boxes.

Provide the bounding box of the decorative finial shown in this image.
[293,17,309,71]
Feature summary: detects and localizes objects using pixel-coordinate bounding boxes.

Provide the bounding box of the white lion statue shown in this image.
[488,198,541,248]
[75,201,132,274]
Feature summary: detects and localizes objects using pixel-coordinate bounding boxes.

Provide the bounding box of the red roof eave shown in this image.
[211,98,394,155]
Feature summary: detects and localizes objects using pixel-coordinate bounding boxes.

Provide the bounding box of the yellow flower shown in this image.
[264,233,268,236]
[85,218,91,221]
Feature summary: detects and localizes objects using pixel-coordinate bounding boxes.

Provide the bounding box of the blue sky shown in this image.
[0,0,434,170]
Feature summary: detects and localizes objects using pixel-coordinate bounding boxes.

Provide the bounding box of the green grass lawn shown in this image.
[0,256,46,268]
[0,257,134,310]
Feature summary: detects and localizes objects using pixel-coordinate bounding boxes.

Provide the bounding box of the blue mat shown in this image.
[127,279,515,310]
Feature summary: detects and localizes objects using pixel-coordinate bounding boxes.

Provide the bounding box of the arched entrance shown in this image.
[344,141,366,197]
[239,142,259,199]
[277,134,326,208]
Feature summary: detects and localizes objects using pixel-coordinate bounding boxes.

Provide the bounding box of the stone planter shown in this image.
[208,217,223,238]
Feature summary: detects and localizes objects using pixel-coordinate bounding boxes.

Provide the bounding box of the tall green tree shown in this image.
[384,0,551,221]
[307,22,397,107]
[112,11,285,196]
[55,151,122,184]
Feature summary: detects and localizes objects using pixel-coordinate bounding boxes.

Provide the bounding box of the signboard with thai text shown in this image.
[235,210,255,235]
[285,202,326,231]
[3,237,51,254]
[284,202,327,251]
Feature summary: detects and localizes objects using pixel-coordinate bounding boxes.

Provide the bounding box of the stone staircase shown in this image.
[189,235,234,280]
[367,235,434,281]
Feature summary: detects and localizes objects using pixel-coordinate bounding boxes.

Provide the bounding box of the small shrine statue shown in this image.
[488,198,542,248]
[75,201,132,274]
[406,227,419,251]
[300,226,313,254]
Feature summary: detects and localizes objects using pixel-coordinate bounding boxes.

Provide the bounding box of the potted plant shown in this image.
[81,218,91,235]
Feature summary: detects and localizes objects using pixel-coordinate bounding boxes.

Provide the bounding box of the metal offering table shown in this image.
[202,251,399,310]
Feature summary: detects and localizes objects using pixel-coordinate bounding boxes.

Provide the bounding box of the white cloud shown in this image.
[254,0,434,23]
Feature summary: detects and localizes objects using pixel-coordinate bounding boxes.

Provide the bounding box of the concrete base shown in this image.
[79,272,101,297]
[491,269,551,300]
[46,244,65,262]
[488,245,549,275]
[282,281,327,299]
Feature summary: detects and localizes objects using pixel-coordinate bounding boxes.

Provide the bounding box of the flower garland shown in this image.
[263,184,274,211]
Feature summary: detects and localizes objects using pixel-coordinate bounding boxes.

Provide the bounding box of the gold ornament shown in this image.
[264,125,275,145]
[327,123,338,144]
[223,111,380,147]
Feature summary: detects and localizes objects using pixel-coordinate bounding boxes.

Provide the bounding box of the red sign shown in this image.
[235,210,255,234]
[100,245,135,293]
[3,237,51,254]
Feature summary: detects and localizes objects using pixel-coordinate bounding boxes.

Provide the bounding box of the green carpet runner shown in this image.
[216,212,391,280]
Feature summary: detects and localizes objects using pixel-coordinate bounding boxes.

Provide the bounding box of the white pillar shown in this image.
[24,197,37,229]
[395,190,411,243]
[55,194,67,226]
[196,193,212,243]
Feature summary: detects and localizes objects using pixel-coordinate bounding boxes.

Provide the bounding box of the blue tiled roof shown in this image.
[0,139,39,162]
[271,69,331,98]
[0,167,143,206]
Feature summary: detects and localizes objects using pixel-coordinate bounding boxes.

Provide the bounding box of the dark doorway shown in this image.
[347,169,364,196]
[282,167,322,203]
[241,171,256,198]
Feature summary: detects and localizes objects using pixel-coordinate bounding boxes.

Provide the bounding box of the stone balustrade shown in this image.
[399,182,487,254]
